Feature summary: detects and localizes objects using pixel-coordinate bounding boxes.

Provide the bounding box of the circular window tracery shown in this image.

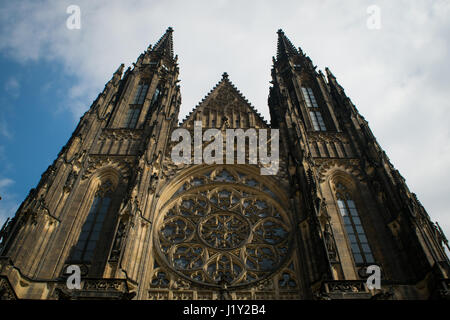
[199,212,251,250]
[155,167,292,288]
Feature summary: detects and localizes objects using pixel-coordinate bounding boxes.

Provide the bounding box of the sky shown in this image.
[0,0,449,251]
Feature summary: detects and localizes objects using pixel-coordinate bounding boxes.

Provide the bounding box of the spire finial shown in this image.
[115,63,125,75]
[222,72,229,80]
[276,29,299,60]
[325,67,334,77]
[152,27,175,59]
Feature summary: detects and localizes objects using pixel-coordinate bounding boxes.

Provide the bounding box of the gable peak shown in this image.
[180,73,268,128]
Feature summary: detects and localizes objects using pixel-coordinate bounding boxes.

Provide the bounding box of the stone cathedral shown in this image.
[0,28,449,300]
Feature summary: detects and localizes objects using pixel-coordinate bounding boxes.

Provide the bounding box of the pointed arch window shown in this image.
[124,82,149,128]
[301,87,319,108]
[124,106,141,128]
[132,83,149,105]
[309,111,326,131]
[302,87,326,131]
[335,183,374,265]
[71,181,114,263]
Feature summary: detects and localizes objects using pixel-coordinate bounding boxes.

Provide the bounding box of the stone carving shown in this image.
[324,280,367,293]
[323,219,339,263]
[63,170,78,193]
[156,167,292,289]
[39,165,56,194]
[316,159,363,183]
[109,218,127,261]
[82,155,133,181]
[27,195,59,226]
[149,172,159,193]
[0,277,17,300]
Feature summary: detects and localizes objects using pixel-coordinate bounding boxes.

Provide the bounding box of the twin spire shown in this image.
[148,27,308,69]
[143,28,328,125]
[150,27,304,63]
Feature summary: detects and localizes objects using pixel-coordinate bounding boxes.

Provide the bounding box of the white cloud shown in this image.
[0,116,13,140]
[0,1,449,244]
[4,76,20,98]
[0,178,14,190]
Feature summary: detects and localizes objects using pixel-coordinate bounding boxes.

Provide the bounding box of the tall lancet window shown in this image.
[124,107,141,128]
[124,82,149,128]
[301,86,326,131]
[335,183,374,265]
[71,181,115,263]
[301,87,319,108]
[309,111,326,131]
[133,83,149,105]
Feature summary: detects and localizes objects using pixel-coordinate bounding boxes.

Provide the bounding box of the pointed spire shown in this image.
[325,67,336,80]
[106,63,125,87]
[115,63,125,75]
[152,27,174,59]
[325,67,344,93]
[276,29,298,60]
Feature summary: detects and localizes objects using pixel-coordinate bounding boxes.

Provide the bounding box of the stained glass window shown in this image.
[132,83,149,105]
[301,87,319,108]
[309,111,326,131]
[124,107,141,128]
[71,181,114,263]
[335,183,374,265]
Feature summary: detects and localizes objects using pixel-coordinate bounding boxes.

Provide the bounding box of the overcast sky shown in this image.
[0,0,449,251]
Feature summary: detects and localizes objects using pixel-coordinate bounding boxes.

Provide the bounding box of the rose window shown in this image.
[155,167,292,288]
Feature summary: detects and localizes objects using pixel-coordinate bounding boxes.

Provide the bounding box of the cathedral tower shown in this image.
[0,28,448,300]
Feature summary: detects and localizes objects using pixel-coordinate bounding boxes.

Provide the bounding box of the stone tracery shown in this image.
[154,166,292,288]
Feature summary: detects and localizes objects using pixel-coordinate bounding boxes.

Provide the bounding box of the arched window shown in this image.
[71,180,115,263]
[124,106,141,128]
[301,86,326,131]
[335,183,374,265]
[123,81,149,128]
[133,83,149,105]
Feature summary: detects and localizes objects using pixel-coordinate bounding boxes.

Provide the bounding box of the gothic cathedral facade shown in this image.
[0,28,449,300]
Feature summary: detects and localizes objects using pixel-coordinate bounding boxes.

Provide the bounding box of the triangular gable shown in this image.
[180,73,269,129]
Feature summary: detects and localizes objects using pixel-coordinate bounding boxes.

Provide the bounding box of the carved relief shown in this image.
[82,155,133,181]
[153,166,293,290]
[0,277,17,300]
[64,170,79,193]
[316,159,363,183]
[65,136,82,163]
